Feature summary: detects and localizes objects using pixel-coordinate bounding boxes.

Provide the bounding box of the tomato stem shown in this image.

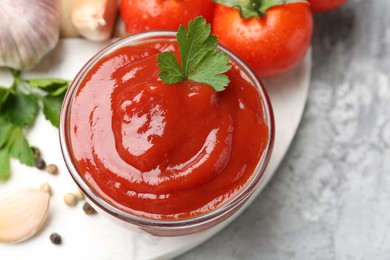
[214,0,308,19]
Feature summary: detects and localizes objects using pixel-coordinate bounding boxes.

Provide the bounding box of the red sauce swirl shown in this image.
[69,40,269,220]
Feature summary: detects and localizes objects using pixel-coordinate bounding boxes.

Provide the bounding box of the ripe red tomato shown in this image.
[212,3,313,78]
[120,0,215,35]
[309,0,347,12]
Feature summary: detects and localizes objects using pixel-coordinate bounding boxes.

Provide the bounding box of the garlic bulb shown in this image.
[71,0,118,42]
[0,188,50,243]
[0,0,61,70]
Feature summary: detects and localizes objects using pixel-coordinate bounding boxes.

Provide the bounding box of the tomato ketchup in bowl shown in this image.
[59,31,274,236]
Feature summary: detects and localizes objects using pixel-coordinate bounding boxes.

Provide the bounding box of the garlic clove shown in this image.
[0,0,61,70]
[71,0,118,42]
[60,0,79,37]
[0,188,50,243]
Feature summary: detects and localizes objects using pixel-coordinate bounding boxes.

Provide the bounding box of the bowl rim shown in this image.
[59,30,275,229]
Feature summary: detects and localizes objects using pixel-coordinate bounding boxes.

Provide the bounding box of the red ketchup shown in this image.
[69,39,269,220]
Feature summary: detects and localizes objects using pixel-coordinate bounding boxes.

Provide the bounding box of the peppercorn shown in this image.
[35,158,46,170]
[39,183,52,196]
[83,202,97,215]
[50,232,62,245]
[45,164,58,175]
[64,193,78,207]
[75,189,85,200]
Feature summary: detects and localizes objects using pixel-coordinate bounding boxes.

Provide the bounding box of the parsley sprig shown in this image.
[0,69,68,180]
[158,17,231,92]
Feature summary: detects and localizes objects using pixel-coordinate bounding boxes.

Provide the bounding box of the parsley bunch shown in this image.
[0,70,68,180]
[158,16,231,91]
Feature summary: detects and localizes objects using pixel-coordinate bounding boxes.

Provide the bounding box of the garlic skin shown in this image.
[0,0,61,70]
[71,0,118,42]
[0,188,50,243]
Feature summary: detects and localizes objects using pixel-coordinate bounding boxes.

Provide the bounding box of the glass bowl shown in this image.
[59,31,275,237]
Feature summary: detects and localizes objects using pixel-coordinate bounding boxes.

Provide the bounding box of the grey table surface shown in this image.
[177,0,390,259]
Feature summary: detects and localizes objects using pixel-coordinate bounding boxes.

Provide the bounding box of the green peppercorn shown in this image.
[50,232,62,245]
[35,158,46,170]
[83,202,97,215]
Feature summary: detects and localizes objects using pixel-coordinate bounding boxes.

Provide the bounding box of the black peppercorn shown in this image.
[35,158,46,170]
[83,202,97,215]
[50,232,62,245]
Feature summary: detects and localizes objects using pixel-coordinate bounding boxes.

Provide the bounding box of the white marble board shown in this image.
[0,39,311,260]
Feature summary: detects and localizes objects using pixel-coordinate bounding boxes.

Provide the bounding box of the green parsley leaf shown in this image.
[42,94,65,127]
[48,84,69,97]
[0,71,69,181]
[177,17,218,76]
[0,117,34,180]
[0,86,10,111]
[157,52,185,84]
[0,117,14,148]
[29,78,68,90]
[0,148,11,181]
[1,92,39,127]
[7,126,35,166]
[28,78,69,97]
[189,49,231,92]
[158,16,231,92]
[0,117,13,180]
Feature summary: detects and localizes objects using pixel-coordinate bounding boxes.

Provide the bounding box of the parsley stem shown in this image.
[10,68,21,79]
[9,69,22,93]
